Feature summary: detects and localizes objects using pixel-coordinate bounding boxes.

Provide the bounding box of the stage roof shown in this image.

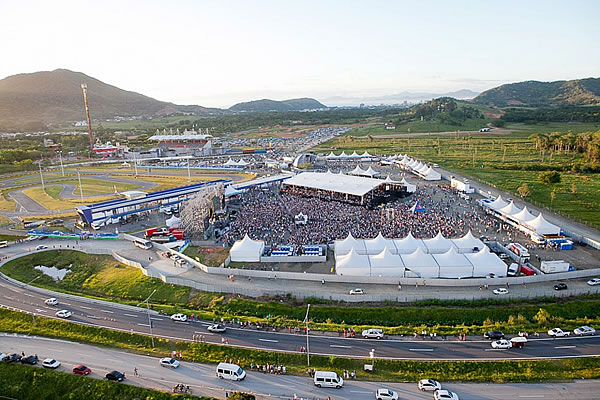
[283,171,385,197]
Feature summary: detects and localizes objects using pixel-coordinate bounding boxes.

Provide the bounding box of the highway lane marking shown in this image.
[259,339,279,343]
[150,318,163,321]
[124,314,138,317]
[519,396,545,398]
[409,348,434,351]
[554,345,576,349]
[22,293,35,298]
[62,302,71,305]
[100,310,114,314]
[330,345,352,348]
[86,315,100,319]
[485,348,508,351]
[35,309,47,313]
[350,390,372,393]
[137,323,150,327]
[80,306,92,310]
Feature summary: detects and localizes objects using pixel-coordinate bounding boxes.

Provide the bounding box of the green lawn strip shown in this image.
[1,308,599,383]
[3,250,600,336]
[0,363,216,400]
[44,184,64,200]
[0,233,26,242]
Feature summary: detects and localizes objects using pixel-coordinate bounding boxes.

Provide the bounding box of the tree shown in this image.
[533,308,550,325]
[517,183,531,197]
[571,183,578,195]
[538,171,561,185]
[490,118,505,128]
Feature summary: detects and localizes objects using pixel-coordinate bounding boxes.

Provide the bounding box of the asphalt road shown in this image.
[1,267,599,362]
[2,335,600,400]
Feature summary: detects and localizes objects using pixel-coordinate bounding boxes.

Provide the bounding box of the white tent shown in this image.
[422,167,442,181]
[423,232,455,254]
[400,178,417,193]
[237,158,249,166]
[326,152,336,159]
[229,234,265,262]
[364,232,395,255]
[383,175,397,183]
[400,247,439,278]
[349,165,367,176]
[336,248,371,276]
[225,185,244,197]
[166,215,181,229]
[369,247,404,276]
[451,231,485,253]
[334,233,366,257]
[339,151,349,158]
[337,170,345,175]
[364,166,379,177]
[498,201,521,216]
[361,151,373,157]
[224,158,238,166]
[433,248,473,278]
[350,151,360,158]
[465,248,508,277]
[392,232,425,254]
[486,195,509,211]
[512,206,536,224]
[525,213,560,235]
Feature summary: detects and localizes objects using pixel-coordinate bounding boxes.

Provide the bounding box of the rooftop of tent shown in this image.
[282,171,387,197]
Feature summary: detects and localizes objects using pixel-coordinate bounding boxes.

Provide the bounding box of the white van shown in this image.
[314,370,344,388]
[507,263,519,277]
[216,362,246,381]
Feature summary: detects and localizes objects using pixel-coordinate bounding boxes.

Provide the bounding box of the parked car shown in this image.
[510,336,528,348]
[587,278,600,286]
[376,388,398,400]
[554,283,568,291]
[434,389,460,400]
[105,370,126,381]
[484,330,504,340]
[42,358,61,369]
[73,365,92,375]
[548,328,570,337]
[4,353,22,363]
[493,288,509,295]
[362,328,384,339]
[491,339,512,349]
[207,323,226,333]
[349,288,364,295]
[574,326,596,336]
[20,355,38,365]
[159,357,180,368]
[0,353,7,362]
[45,298,58,306]
[56,310,72,318]
[36,245,48,250]
[170,313,187,322]
[417,378,441,391]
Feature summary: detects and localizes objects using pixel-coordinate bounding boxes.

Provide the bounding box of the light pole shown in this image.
[304,303,311,366]
[38,162,45,191]
[77,170,84,203]
[58,151,65,177]
[139,289,157,347]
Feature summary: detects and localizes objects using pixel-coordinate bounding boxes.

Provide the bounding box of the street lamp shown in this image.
[303,303,311,366]
[139,289,157,347]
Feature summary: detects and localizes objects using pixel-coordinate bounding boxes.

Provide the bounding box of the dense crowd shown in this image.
[226,183,525,247]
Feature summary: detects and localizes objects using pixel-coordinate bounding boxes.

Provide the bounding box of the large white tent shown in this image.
[498,201,521,217]
[486,195,509,211]
[466,248,508,277]
[336,248,371,276]
[433,248,473,278]
[400,247,439,278]
[451,231,485,253]
[400,178,417,193]
[525,213,560,235]
[369,247,404,276]
[423,232,455,254]
[364,232,395,255]
[512,206,536,224]
[422,167,442,181]
[364,166,380,177]
[349,165,367,176]
[229,234,265,262]
[166,215,181,229]
[392,232,426,254]
[335,233,366,257]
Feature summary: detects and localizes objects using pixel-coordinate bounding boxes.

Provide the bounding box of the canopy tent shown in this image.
[433,247,473,278]
[350,151,360,158]
[486,195,509,211]
[400,178,416,193]
[422,167,442,181]
[361,151,373,158]
[336,248,371,276]
[392,232,426,254]
[512,206,536,224]
[364,232,395,255]
[229,234,265,262]
[165,215,181,229]
[326,152,336,159]
[498,201,521,216]
[363,166,379,177]
[383,175,397,183]
[423,232,455,254]
[400,247,439,278]
[224,158,238,166]
[339,151,349,158]
[337,170,345,175]
[225,185,244,197]
[369,247,404,276]
[334,233,366,257]
[465,248,508,277]
[283,172,386,198]
[349,165,367,176]
[451,230,485,253]
[237,159,249,166]
[525,213,560,235]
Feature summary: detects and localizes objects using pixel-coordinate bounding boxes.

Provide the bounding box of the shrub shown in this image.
[538,170,561,185]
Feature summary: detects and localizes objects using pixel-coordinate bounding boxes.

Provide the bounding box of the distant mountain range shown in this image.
[323,89,480,106]
[473,78,600,107]
[229,98,327,112]
[0,69,218,129]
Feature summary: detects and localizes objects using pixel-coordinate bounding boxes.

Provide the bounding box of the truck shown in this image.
[508,243,530,262]
[540,260,570,274]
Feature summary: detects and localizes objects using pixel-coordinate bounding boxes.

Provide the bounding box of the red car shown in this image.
[73,365,92,375]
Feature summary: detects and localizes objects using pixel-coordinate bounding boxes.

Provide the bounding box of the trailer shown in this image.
[540,260,570,274]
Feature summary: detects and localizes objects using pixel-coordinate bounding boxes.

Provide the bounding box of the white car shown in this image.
[376,388,398,400]
[547,328,570,337]
[170,313,187,322]
[55,310,72,318]
[434,389,460,400]
[349,288,364,295]
[45,298,58,306]
[36,245,48,250]
[417,378,441,391]
[42,358,61,369]
[0,353,7,362]
[208,323,226,333]
[493,288,509,295]
[587,278,600,286]
[491,339,512,349]
[159,357,180,368]
[574,326,596,336]
[362,328,384,339]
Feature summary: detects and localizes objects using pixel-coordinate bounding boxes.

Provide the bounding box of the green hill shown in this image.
[0,69,218,130]
[474,78,600,107]
[229,97,326,112]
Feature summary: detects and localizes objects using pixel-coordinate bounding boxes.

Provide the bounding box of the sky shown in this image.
[0,0,599,108]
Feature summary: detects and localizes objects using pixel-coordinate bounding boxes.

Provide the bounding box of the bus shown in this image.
[133,237,153,250]
[0,241,8,248]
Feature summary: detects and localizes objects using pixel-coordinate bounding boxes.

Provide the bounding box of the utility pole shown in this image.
[133,153,138,177]
[304,304,311,366]
[140,289,157,347]
[38,162,45,191]
[80,83,94,152]
[58,151,65,177]
[77,170,84,203]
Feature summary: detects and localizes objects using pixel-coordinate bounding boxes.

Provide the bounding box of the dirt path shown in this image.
[371,127,515,138]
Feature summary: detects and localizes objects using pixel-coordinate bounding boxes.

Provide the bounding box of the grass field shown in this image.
[183,245,229,267]
[313,133,600,228]
[21,187,118,210]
